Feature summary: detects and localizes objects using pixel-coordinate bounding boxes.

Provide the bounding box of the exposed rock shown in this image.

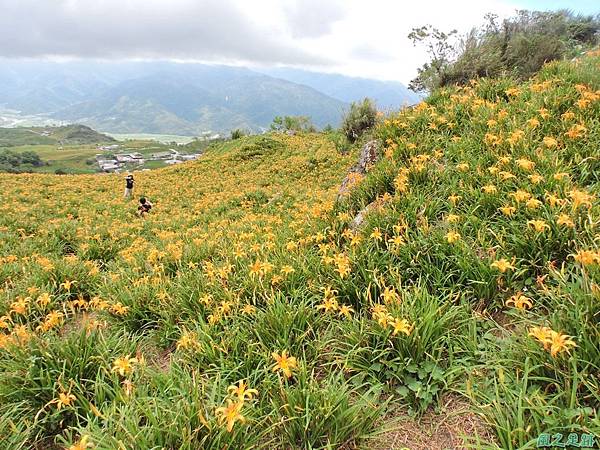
[336,139,380,201]
[334,139,384,233]
[349,202,376,231]
[335,139,383,232]
[348,193,393,232]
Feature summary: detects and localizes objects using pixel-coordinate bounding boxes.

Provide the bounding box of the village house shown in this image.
[115,152,144,163]
[98,144,120,151]
[99,161,120,172]
[178,154,199,161]
[150,150,174,160]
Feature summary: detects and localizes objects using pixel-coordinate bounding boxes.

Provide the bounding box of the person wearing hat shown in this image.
[124,174,134,199]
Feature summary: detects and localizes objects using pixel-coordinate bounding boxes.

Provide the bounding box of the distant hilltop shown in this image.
[0,124,116,147]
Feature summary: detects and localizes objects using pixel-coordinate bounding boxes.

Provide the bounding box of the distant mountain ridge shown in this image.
[260,68,421,109]
[0,61,418,135]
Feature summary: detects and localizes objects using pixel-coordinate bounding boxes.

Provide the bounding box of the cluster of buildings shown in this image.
[95,148,201,172]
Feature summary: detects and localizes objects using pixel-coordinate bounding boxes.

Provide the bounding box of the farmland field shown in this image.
[4,140,199,174]
[0,54,599,450]
[106,133,199,144]
[6,144,106,173]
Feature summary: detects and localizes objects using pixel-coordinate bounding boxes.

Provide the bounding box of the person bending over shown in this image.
[137,197,153,217]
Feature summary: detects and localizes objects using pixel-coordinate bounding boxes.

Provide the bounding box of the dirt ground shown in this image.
[369,394,497,450]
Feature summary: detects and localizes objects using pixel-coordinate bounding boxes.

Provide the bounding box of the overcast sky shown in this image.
[0,0,597,84]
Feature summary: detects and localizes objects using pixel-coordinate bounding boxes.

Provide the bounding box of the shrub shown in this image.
[410,10,600,92]
[341,98,377,143]
[329,131,350,154]
[234,136,283,160]
[270,115,316,133]
[230,129,245,140]
[0,149,44,172]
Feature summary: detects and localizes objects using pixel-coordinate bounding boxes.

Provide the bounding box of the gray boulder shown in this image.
[336,140,380,201]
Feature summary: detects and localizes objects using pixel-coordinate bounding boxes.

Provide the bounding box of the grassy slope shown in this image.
[338,53,600,448]
[0,128,55,146]
[0,125,115,147]
[0,133,359,449]
[0,53,599,450]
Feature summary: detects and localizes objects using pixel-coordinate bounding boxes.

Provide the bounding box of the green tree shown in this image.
[20,150,44,166]
[230,129,245,140]
[408,25,458,92]
[270,116,316,133]
[0,149,45,173]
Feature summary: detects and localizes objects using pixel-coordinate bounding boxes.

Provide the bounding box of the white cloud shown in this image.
[0,0,521,84]
[281,0,347,38]
[244,0,520,83]
[0,0,326,65]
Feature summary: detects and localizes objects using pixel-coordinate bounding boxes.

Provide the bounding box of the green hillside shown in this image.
[0,124,116,147]
[0,52,599,449]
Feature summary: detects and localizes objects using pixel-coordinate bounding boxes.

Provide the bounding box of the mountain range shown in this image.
[260,68,421,111]
[0,61,418,135]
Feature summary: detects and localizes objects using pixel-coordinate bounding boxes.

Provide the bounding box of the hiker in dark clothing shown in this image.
[137,197,153,217]
[124,174,134,199]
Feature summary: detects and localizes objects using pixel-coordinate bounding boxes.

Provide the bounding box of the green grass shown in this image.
[11,144,101,171]
[106,133,198,144]
[0,124,115,148]
[143,160,169,170]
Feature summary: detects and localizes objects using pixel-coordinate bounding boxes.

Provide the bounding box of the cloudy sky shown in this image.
[0,0,598,84]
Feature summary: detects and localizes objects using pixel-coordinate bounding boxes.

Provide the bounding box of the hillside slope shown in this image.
[336,51,600,447]
[0,53,599,449]
[0,124,115,147]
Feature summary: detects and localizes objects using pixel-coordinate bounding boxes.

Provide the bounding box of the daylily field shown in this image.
[1,53,599,450]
